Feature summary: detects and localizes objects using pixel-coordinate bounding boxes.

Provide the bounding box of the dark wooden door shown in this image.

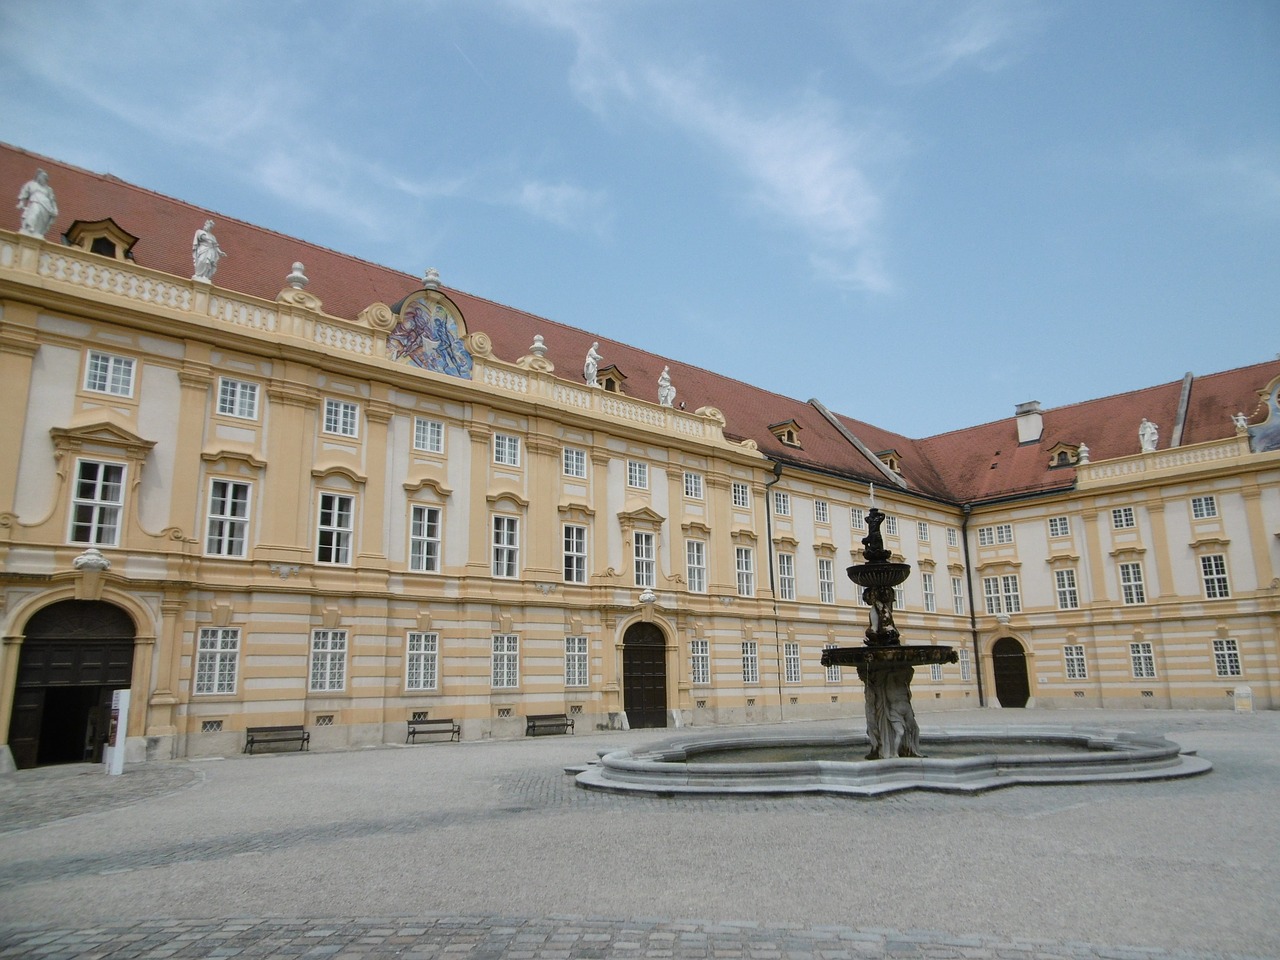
[992,637,1030,708]
[622,623,668,729]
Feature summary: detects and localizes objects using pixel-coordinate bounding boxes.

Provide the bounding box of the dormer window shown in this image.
[876,449,901,473]
[65,218,138,261]
[597,364,627,393]
[769,420,803,448]
[1046,442,1081,468]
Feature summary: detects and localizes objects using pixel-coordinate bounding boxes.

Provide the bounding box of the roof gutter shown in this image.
[808,398,908,489]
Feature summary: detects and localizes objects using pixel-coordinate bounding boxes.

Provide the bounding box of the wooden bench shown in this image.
[244,724,310,754]
[526,713,575,737]
[406,718,460,743]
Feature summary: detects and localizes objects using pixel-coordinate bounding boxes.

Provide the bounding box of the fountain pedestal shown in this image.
[820,506,957,759]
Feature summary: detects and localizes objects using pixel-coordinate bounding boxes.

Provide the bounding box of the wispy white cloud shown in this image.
[1131,137,1280,220]
[513,180,612,235]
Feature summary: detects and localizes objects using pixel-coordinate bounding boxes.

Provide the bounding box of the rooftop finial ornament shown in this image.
[286,262,309,289]
[16,168,58,238]
[422,267,441,290]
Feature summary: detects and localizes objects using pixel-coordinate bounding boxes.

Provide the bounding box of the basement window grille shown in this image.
[789,697,798,705]
[569,704,583,715]
[315,714,334,726]
[696,699,707,709]
[497,707,512,718]
[1141,691,1154,698]
[201,720,223,734]
[1074,691,1085,698]
[411,710,429,722]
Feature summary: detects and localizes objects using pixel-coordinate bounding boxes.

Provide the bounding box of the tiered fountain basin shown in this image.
[573,726,1211,797]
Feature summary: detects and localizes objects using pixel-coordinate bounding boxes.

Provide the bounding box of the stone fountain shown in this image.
[820,505,956,759]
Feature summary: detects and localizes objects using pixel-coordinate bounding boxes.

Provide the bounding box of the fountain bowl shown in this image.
[573,725,1211,797]
[846,562,911,589]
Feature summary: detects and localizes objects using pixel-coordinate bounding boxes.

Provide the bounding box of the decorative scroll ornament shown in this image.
[357,302,396,331]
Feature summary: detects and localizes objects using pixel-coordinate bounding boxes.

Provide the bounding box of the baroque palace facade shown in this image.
[1,143,1278,769]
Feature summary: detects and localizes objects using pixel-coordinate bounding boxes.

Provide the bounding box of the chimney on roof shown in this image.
[1015,400,1043,444]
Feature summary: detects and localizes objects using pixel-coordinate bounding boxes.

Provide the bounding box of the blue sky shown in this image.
[1,1,1276,437]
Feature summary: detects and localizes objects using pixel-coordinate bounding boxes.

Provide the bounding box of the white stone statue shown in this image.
[1232,412,1248,434]
[657,366,676,407]
[192,219,225,282]
[16,168,58,237]
[584,342,602,387]
[1138,418,1159,453]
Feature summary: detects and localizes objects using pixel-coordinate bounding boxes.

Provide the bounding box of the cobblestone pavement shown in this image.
[0,709,1276,960]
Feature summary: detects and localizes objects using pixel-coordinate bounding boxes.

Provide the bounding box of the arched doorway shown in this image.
[8,600,136,769]
[622,622,668,729]
[991,636,1030,708]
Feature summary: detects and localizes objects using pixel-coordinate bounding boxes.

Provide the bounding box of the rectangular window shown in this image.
[946,527,958,547]
[206,479,251,557]
[1055,569,1080,610]
[1213,638,1241,677]
[894,584,906,608]
[217,377,258,419]
[493,433,521,466]
[978,523,1013,546]
[309,629,347,691]
[741,641,759,684]
[731,481,750,508]
[1130,641,1156,679]
[917,521,929,542]
[773,490,791,516]
[784,642,801,684]
[814,500,830,524]
[1064,644,1087,681]
[492,516,519,578]
[323,398,359,437]
[884,515,899,537]
[824,644,841,683]
[982,575,1021,615]
[777,553,796,601]
[1048,516,1070,538]
[565,636,589,687]
[1112,506,1136,529]
[851,507,866,531]
[409,504,442,572]
[691,639,710,685]
[70,460,125,546]
[194,627,239,695]
[1119,563,1146,604]
[563,524,587,584]
[1200,554,1230,599]
[818,558,835,604]
[1191,495,1218,520]
[735,547,755,597]
[633,531,656,587]
[85,350,135,397]
[491,634,519,688]
[930,663,943,681]
[958,648,972,681]
[685,540,707,594]
[627,460,648,489]
[413,417,444,453]
[563,447,587,478]
[952,577,965,615]
[405,632,439,691]
[921,572,936,613]
[684,472,704,500]
[316,493,354,564]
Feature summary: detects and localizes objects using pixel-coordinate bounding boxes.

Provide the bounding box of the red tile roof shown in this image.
[4,142,1275,506]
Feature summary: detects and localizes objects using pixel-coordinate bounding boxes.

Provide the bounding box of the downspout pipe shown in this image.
[961,504,987,707]
[764,461,785,719]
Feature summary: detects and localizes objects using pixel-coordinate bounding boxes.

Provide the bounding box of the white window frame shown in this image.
[982,575,1021,615]
[627,460,649,490]
[316,492,354,565]
[491,634,519,688]
[731,482,750,509]
[735,547,755,597]
[958,648,972,681]
[741,641,759,684]
[1112,506,1136,530]
[917,521,929,542]
[194,627,239,695]
[1064,644,1087,681]
[951,576,965,615]
[492,515,520,578]
[563,447,587,478]
[777,553,796,601]
[691,638,710,685]
[946,527,958,547]
[217,377,258,419]
[206,478,251,558]
[1200,554,1230,599]
[84,350,135,397]
[684,472,704,500]
[930,663,943,681]
[978,523,1013,546]
[69,459,126,546]
[1048,516,1070,538]
[563,523,588,584]
[851,507,866,531]
[1213,638,1241,678]
[565,636,589,688]
[413,417,445,453]
[814,500,830,524]
[818,557,835,604]
[405,632,439,691]
[409,504,442,573]
[1055,568,1080,610]
[1130,641,1156,679]
[685,539,707,594]
[784,642,801,684]
[309,629,347,692]
[493,433,521,467]
[1119,562,1146,604]
[323,398,359,438]
[633,531,656,588]
[824,643,841,683]
[921,572,936,613]
[773,490,791,516]
[1191,495,1218,520]
[884,515,899,537]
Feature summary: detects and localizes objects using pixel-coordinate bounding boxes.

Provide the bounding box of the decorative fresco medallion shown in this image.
[387,293,473,379]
